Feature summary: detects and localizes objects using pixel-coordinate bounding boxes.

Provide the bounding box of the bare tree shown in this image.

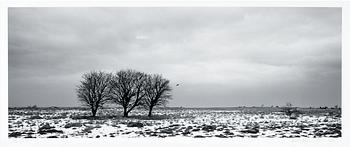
[76,71,112,117]
[144,74,172,117]
[282,102,299,117]
[109,69,147,117]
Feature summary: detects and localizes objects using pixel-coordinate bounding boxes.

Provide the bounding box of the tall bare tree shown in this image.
[76,71,112,117]
[144,74,172,117]
[109,69,147,117]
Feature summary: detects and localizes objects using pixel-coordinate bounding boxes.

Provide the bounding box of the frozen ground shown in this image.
[8,107,341,138]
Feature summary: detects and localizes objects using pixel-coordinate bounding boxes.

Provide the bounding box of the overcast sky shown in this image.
[8,7,341,107]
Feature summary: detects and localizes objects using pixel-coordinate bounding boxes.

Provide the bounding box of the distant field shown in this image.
[8,107,341,138]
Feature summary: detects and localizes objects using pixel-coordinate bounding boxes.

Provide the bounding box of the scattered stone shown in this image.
[38,129,63,134]
[291,130,302,134]
[215,134,228,138]
[202,125,216,132]
[192,128,200,131]
[160,129,173,134]
[64,122,83,128]
[236,134,245,137]
[240,128,259,134]
[38,123,63,134]
[82,126,94,133]
[9,132,22,137]
[29,115,42,119]
[150,133,158,137]
[127,122,144,128]
[182,129,191,135]
[290,113,298,119]
[250,134,258,138]
[169,124,181,127]
[217,127,224,131]
[39,123,54,130]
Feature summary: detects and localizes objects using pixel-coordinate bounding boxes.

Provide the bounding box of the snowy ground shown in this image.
[8,107,341,138]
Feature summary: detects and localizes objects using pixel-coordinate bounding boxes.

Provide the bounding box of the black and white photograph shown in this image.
[5,6,343,140]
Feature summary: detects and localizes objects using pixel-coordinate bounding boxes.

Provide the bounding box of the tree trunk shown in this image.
[123,107,128,117]
[92,108,97,117]
[148,106,153,117]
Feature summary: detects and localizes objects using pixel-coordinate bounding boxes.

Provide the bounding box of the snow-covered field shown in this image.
[8,107,341,138]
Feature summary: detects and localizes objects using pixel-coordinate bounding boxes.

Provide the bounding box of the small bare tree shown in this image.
[282,102,293,116]
[76,71,112,117]
[144,74,172,117]
[109,69,147,117]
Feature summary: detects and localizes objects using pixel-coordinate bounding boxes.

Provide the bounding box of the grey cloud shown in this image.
[8,7,341,107]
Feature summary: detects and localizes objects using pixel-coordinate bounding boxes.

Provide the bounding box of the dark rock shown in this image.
[39,123,54,131]
[236,134,245,137]
[96,135,100,138]
[215,134,228,138]
[64,122,83,128]
[182,131,191,135]
[250,134,258,138]
[290,114,298,119]
[330,133,341,138]
[182,127,192,135]
[29,115,42,119]
[192,128,200,131]
[194,135,205,138]
[82,126,94,133]
[150,133,158,137]
[160,129,173,134]
[301,128,310,131]
[127,122,144,128]
[240,128,259,134]
[38,123,63,134]
[169,124,181,127]
[9,132,22,137]
[224,130,234,135]
[38,129,63,134]
[47,136,58,138]
[291,130,302,134]
[202,125,216,132]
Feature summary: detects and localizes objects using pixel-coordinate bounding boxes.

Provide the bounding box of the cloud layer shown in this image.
[9,7,341,107]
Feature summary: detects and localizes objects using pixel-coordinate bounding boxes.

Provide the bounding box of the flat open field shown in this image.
[8,107,341,138]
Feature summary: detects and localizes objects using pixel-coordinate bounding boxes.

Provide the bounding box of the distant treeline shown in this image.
[9,105,341,111]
